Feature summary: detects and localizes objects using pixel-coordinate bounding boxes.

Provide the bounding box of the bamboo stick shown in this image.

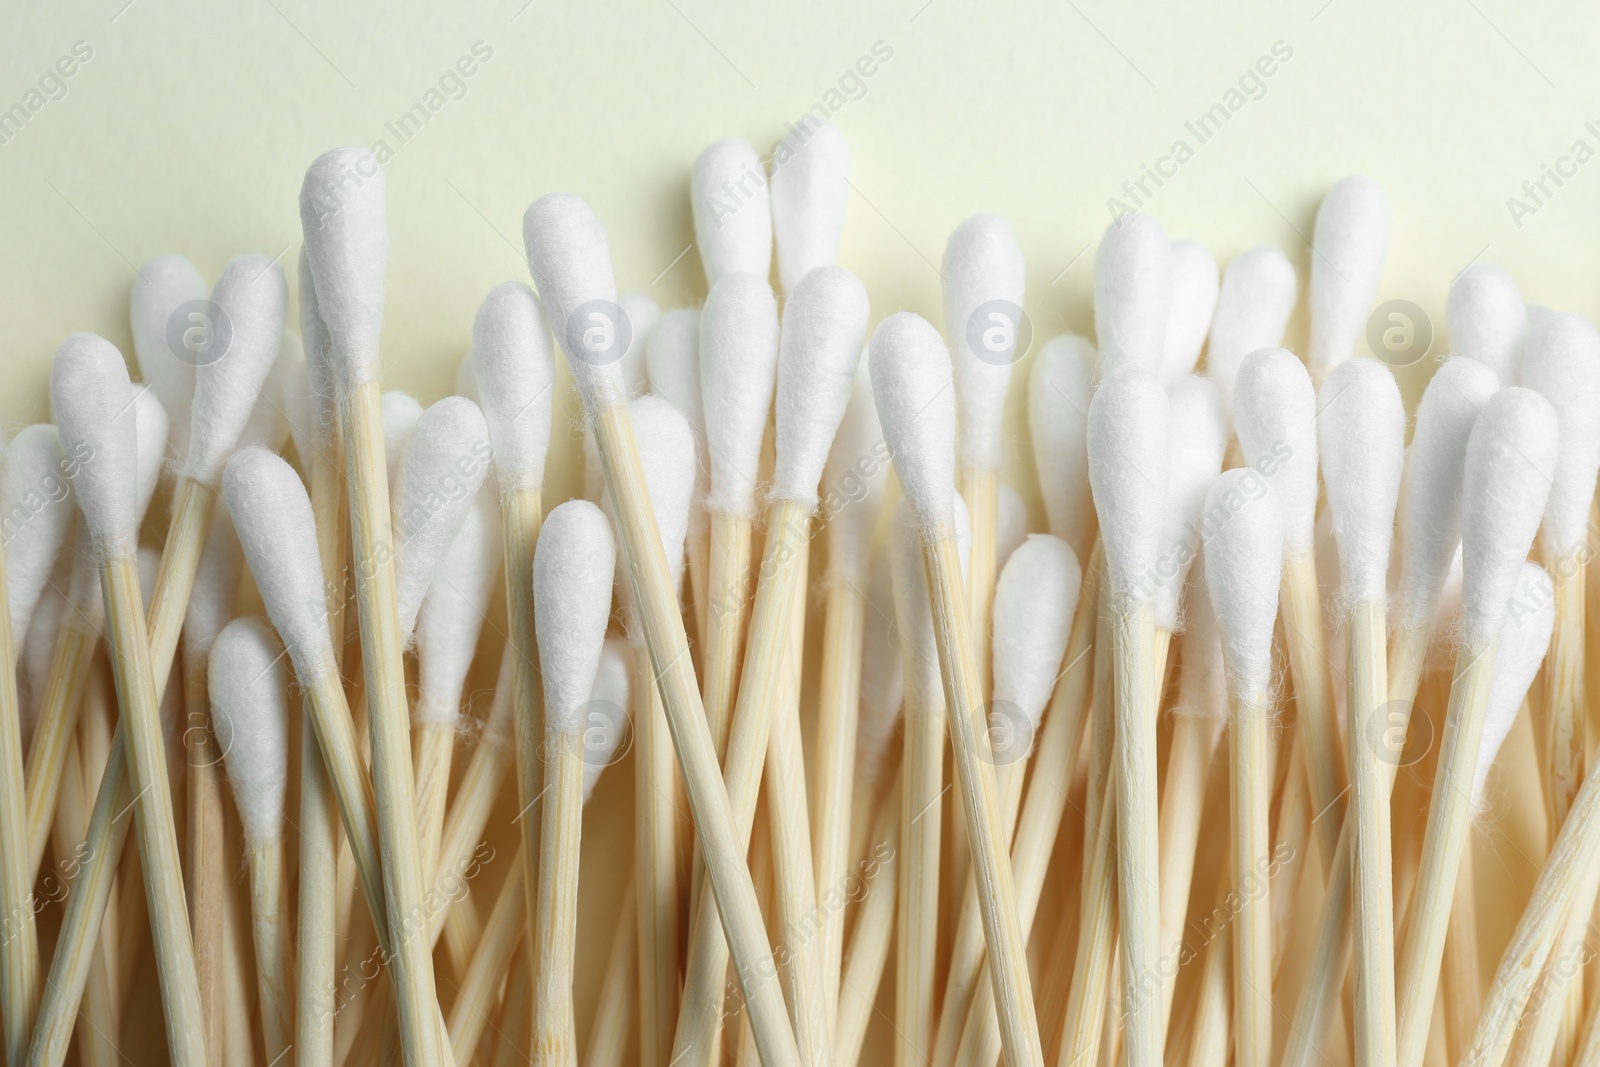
[635,644,680,1067]
[583,877,637,1067]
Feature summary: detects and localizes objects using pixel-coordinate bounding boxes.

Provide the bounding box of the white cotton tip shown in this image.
[583,638,631,801]
[1094,212,1173,376]
[1169,573,1227,728]
[1459,387,1559,643]
[1472,561,1553,806]
[133,386,169,527]
[1161,240,1219,384]
[1518,313,1600,559]
[473,281,555,496]
[209,617,290,843]
[415,490,500,728]
[22,571,67,731]
[1028,334,1097,560]
[456,349,478,401]
[822,371,889,588]
[628,395,697,593]
[1231,348,1318,554]
[992,535,1081,742]
[1447,263,1527,384]
[236,333,295,456]
[534,500,616,735]
[182,506,243,666]
[1204,247,1297,413]
[890,494,971,705]
[692,139,773,287]
[854,546,904,789]
[774,266,870,506]
[1087,370,1170,601]
[1201,468,1284,698]
[870,313,958,529]
[1151,376,1227,630]
[392,397,492,641]
[382,391,424,488]
[3,426,76,642]
[282,359,317,473]
[130,254,206,458]
[50,334,139,555]
[1394,358,1500,633]
[299,148,387,388]
[769,119,851,294]
[522,193,623,410]
[183,254,290,486]
[699,272,779,517]
[619,293,660,397]
[1317,359,1405,603]
[296,246,336,430]
[1309,175,1391,383]
[222,447,335,681]
[647,310,705,440]
[943,214,1026,472]
[997,483,1027,570]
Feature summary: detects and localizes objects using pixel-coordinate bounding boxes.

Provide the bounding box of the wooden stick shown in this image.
[1270,734,1311,980]
[834,766,901,1067]
[897,608,945,1067]
[1183,863,1235,1067]
[51,718,118,1067]
[491,937,535,1067]
[447,850,526,1064]
[1545,554,1586,834]
[22,615,97,880]
[1441,835,1481,1065]
[1347,599,1396,1067]
[411,722,455,882]
[0,532,41,1066]
[1282,549,1346,865]
[1505,844,1600,1067]
[583,876,637,1067]
[336,377,445,1066]
[219,822,258,1067]
[1156,712,1219,1035]
[245,836,294,1063]
[703,509,753,762]
[635,642,680,1067]
[1393,638,1497,1067]
[181,643,227,1063]
[591,400,800,1067]
[1231,681,1274,1067]
[532,728,584,1065]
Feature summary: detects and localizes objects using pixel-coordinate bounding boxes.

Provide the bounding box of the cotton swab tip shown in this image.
[1087,369,1170,600]
[870,312,958,529]
[1309,174,1390,383]
[50,333,138,555]
[1317,358,1405,603]
[769,119,851,293]
[1231,348,1318,554]
[1205,246,1296,412]
[1094,212,1173,376]
[991,534,1080,745]
[943,213,1026,471]
[692,138,773,286]
[534,499,616,735]
[773,266,870,507]
[1028,334,1096,559]
[1201,467,1284,698]
[1518,312,1600,559]
[583,638,632,801]
[473,281,555,496]
[522,192,623,410]
[209,615,290,843]
[700,272,780,518]
[299,147,387,388]
[1161,239,1219,384]
[414,490,500,727]
[1152,375,1227,630]
[1446,262,1527,384]
[1472,560,1554,806]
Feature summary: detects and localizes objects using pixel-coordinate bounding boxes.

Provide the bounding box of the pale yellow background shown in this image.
[3,0,1597,1059]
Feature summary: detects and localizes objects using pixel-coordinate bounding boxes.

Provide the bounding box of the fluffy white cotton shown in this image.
[50,334,139,555]
[997,483,1027,570]
[870,313,958,528]
[392,397,492,641]
[182,507,243,668]
[1151,376,1227,630]
[21,568,67,732]
[1447,263,1526,384]
[382,391,424,489]
[1317,359,1405,603]
[282,359,317,474]
[473,281,555,496]
[456,349,478,401]
[773,267,869,506]
[237,331,296,456]
[1087,371,1170,601]
[943,214,1026,472]
[1232,349,1318,554]
[534,500,616,734]
[523,193,623,410]
[890,495,971,707]
[1202,468,1284,699]
[130,254,206,459]
[222,447,336,682]
[619,293,659,397]
[1472,561,1554,806]
[854,545,904,789]
[296,246,337,439]
[1519,313,1600,559]
[769,120,851,294]
[1309,175,1390,383]
[692,139,773,286]
[3,426,76,641]
[210,617,290,843]
[1094,213,1172,376]
[629,396,697,594]
[1459,388,1559,642]
[1028,334,1097,560]
[1169,575,1227,728]
[646,309,707,534]
[583,638,631,801]
[414,490,501,727]
[822,372,890,588]
[300,148,387,388]
[1204,246,1296,414]
[700,272,779,517]
[183,254,289,485]
[1161,240,1219,384]
[1394,358,1500,633]
[133,386,169,525]
[992,535,1081,741]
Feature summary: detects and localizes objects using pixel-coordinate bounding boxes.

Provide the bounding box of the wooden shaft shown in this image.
[811,579,867,1030]
[247,837,294,1064]
[1394,637,1496,1067]
[447,848,526,1064]
[22,618,97,880]
[492,937,535,1067]
[1282,549,1346,866]
[703,509,754,764]
[897,670,944,1067]
[635,644,680,1067]
[959,467,999,714]
[1572,971,1600,1067]
[592,402,800,1067]
[533,731,584,1067]
[1184,863,1236,1067]
[1505,842,1600,1067]
[1158,713,1220,1034]
[337,378,443,1067]
[1348,599,1396,1067]
[431,681,512,952]
[834,768,901,1067]
[1546,556,1586,833]
[583,876,637,1067]
[1231,685,1273,1067]
[411,721,455,883]
[219,838,256,1067]
[180,649,227,1067]
[1441,835,1481,1065]
[0,537,39,1067]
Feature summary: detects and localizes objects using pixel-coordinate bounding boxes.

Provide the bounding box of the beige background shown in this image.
[3,0,1596,1060]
